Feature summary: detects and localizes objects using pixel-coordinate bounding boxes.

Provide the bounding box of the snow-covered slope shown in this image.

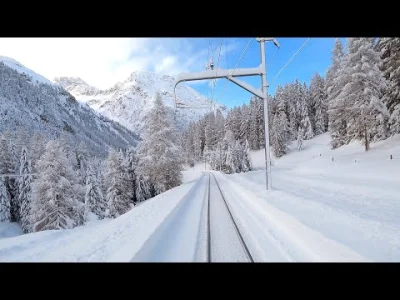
[229,133,400,261]
[0,56,54,86]
[54,76,100,95]
[55,71,226,134]
[0,133,399,261]
[0,178,202,262]
[0,57,139,156]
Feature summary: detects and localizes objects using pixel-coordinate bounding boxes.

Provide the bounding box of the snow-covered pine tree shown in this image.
[198,118,207,157]
[215,109,226,144]
[18,147,34,232]
[204,112,217,151]
[241,139,252,172]
[29,132,46,172]
[303,82,315,132]
[221,130,236,173]
[298,86,314,141]
[271,86,291,157]
[379,37,400,135]
[203,144,212,168]
[293,80,304,132]
[30,139,81,232]
[238,104,250,143]
[84,159,107,221]
[122,147,137,206]
[286,83,298,140]
[226,107,242,141]
[339,38,388,151]
[105,149,131,218]
[136,92,183,195]
[272,114,290,157]
[248,97,260,150]
[256,97,265,148]
[232,140,243,173]
[0,131,16,222]
[0,179,11,223]
[183,122,195,167]
[310,73,328,135]
[193,120,204,161]
[12,126,30,208]
[135,172,153,203]
[14,125,30,167]
[326,38,348,149]
[75,141,89,186]
[297,126,304,151]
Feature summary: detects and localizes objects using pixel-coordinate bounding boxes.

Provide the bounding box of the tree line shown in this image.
[0,92,183,233]
[180,37,400,170]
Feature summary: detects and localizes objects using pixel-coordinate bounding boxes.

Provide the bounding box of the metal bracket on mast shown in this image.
[173,66,264,108]
[173,37,279,191]
[226,76,264,99]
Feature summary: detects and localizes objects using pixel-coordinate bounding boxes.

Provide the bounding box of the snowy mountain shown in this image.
[0,57,139,157]
[54,76,100,95]
[55,71,227,134]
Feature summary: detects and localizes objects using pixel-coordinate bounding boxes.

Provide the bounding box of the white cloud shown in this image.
[0,38,238,90]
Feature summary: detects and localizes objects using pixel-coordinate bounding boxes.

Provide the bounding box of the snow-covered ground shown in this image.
[181,161,209,184]
[226,133,400,262]
[0,179,201,262]
[0,223,23,239]
[0,133,399,262]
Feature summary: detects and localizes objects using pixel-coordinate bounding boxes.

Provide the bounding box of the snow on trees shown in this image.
[30,139,82,232]
[271,86,291,157]
[105,149,131,218]
[122,147,137,207]
[326,38,348,149]
[241,140,252,172]
[310,73,328,135]
[298,91,314,141]
[0,131,17,222]
[18,147,34,232]
[338,38,388,151]
[379,37,400,135]
[84,159,107,221]
[0,179,11,223]
[215,109,226,143]
[75,141,89,186]
[183,122,195,167]
[208,129,251,174]
[204,112,217,150]
[136,92,183,195]
[29,132,46,172]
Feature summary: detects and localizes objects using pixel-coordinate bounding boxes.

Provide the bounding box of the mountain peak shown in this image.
[54,76,100,95]
[61,69,225,134]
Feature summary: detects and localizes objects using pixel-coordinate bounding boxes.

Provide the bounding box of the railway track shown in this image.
[207,173,254,262]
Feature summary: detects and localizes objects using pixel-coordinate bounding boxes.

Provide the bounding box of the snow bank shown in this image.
[0,179,198,262]
[0,223,23,239]
[228,132,400,261]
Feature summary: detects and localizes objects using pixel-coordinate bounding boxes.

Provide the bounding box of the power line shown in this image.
[210,38,224,108]
[224,38,229,69]
[206,39,215,108]
[215,38,253,104]
[268,44,281,68]
[270,38,310,84]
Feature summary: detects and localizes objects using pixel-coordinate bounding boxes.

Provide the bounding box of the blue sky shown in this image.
[185,37,339,109]
[0,38,343,110]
